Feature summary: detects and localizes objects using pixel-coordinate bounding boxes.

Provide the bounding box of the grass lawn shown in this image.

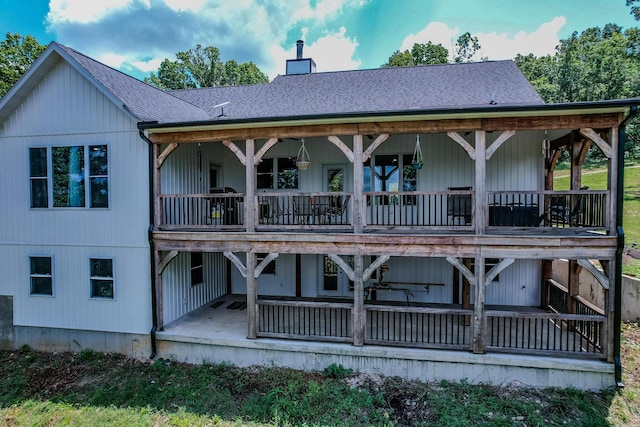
[1,324,639,426]
[554,164,640,276]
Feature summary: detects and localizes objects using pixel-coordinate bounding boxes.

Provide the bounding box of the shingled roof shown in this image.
[171,61,544,123]
[1,42,544,127]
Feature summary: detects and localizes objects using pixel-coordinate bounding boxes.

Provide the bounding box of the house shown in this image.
[0,41,637,390]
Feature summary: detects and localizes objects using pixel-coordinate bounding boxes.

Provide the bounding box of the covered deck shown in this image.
[155,294,612,389]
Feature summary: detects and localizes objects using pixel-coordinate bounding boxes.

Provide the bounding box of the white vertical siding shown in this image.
[484,259,541,306]
[0,58,151,333]
[162,252,226,325]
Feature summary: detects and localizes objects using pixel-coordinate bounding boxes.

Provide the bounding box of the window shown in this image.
[257,253,276,275]
[257,158,298,189]
[29,148,48,208]
[365,154,416,205]
[90,258,114,299]
[30,256,53,296]
[29,145,108,208]
[191,252,204,286]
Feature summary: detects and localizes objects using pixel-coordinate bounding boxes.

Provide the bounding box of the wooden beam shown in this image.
[328,254,355,281]
[223,251,247,278]
[485,258,514,285]
[363,134,389,161]
[353,255,365,346]
[485,130,515,160]
[255,253,279,278]
[157,250,179,275]
[447,132,476,160]
[156,142,179,168]
[254,138,279,165]
[222,140,247,166]
[580,128,612,158]
[576,258,610,290]
[147,113,623,144]
[327,135,355,163]
[475,131,487,235]
[246,252,257,339]
[153,250,164,330]
[446,257,476,286]
[363,255,391,281]
[353,135,364,233]
[473,256,486,354]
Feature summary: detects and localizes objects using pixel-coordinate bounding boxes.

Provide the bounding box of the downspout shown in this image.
[138,128,158,360]
[615,104,637,387]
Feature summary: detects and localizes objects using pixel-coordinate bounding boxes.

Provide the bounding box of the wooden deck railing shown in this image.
[256,299,353,342]
[365,190,474,229]
[157,189,609,233]
[488,190,607,229]
[486,310,605,357]
[364,305,472,349]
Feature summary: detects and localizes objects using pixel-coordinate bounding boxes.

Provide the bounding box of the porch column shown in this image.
[474,131,486,235]
[609,127,619,235]
[353,254,365,346]
[153,143,162,229]
[246,251,257,339]
[353,135,364,234]
[245,139,256,233]
[472,256,486,353]
[153,249,164,330]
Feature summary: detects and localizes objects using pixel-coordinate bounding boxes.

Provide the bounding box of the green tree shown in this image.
[382,41,449,67]
[145,44,269,90]
[629,0,640,20]
[454,32,483,63]
[0,33,46,97]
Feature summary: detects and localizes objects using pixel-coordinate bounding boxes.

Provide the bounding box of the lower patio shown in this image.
[155,294,613,390]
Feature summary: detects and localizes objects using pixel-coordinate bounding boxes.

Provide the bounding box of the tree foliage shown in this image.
[629,0,640,20]
[382,41,449,67]
[454,32,483,63]
[145,44,269,90]
[0,33,46,97]
[515,24,640,160]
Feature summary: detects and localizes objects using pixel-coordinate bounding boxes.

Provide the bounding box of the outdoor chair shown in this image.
[327,195,350,224]
[447,187,472,225]
[547,186,588,227]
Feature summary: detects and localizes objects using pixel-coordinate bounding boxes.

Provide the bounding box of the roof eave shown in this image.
[139,99,640,134]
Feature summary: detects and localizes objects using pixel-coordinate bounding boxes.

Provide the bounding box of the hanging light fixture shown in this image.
[296,138,311,170]
[412,133,424,170]
[542,130,550,157]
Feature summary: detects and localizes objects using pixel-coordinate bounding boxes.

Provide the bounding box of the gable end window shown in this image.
[29,145,109,208]
[30,256,53,296]
[90,258,114,299]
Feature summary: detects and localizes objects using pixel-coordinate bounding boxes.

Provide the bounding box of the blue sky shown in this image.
[1,0,637,81]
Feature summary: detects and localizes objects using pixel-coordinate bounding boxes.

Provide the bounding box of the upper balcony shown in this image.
[157,188,608,236]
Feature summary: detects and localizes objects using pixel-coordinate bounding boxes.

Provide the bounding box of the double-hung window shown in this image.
[30,256,53,296]
[90,258,114,299]
[29,145,108,208]
[257,158,298,189]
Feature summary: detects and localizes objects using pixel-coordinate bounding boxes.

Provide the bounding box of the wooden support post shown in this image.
[568,259,580,316]
[245,139,256,232]
[353,135,364,234]
[472,257,486,353]
[246,251,257,339]
[462,258,472,326]
[295,254,302,298]
[609,127,618,235]
[353,254,365,346]
[153,144,162,229]
[475,131,487,235]
[541,259,552,307]
[605,258,615,362]
[153,250,164,331]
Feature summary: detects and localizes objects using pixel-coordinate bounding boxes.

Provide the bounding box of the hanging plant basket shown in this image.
[412,134,424,170]
[296,138,311,170]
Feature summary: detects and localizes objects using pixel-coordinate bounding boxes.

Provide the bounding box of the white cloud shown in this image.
[45,0,364,81]
[399,22,460,54]
[397,17,566,61]
[477,16,566,59]
[47,0,135,24]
